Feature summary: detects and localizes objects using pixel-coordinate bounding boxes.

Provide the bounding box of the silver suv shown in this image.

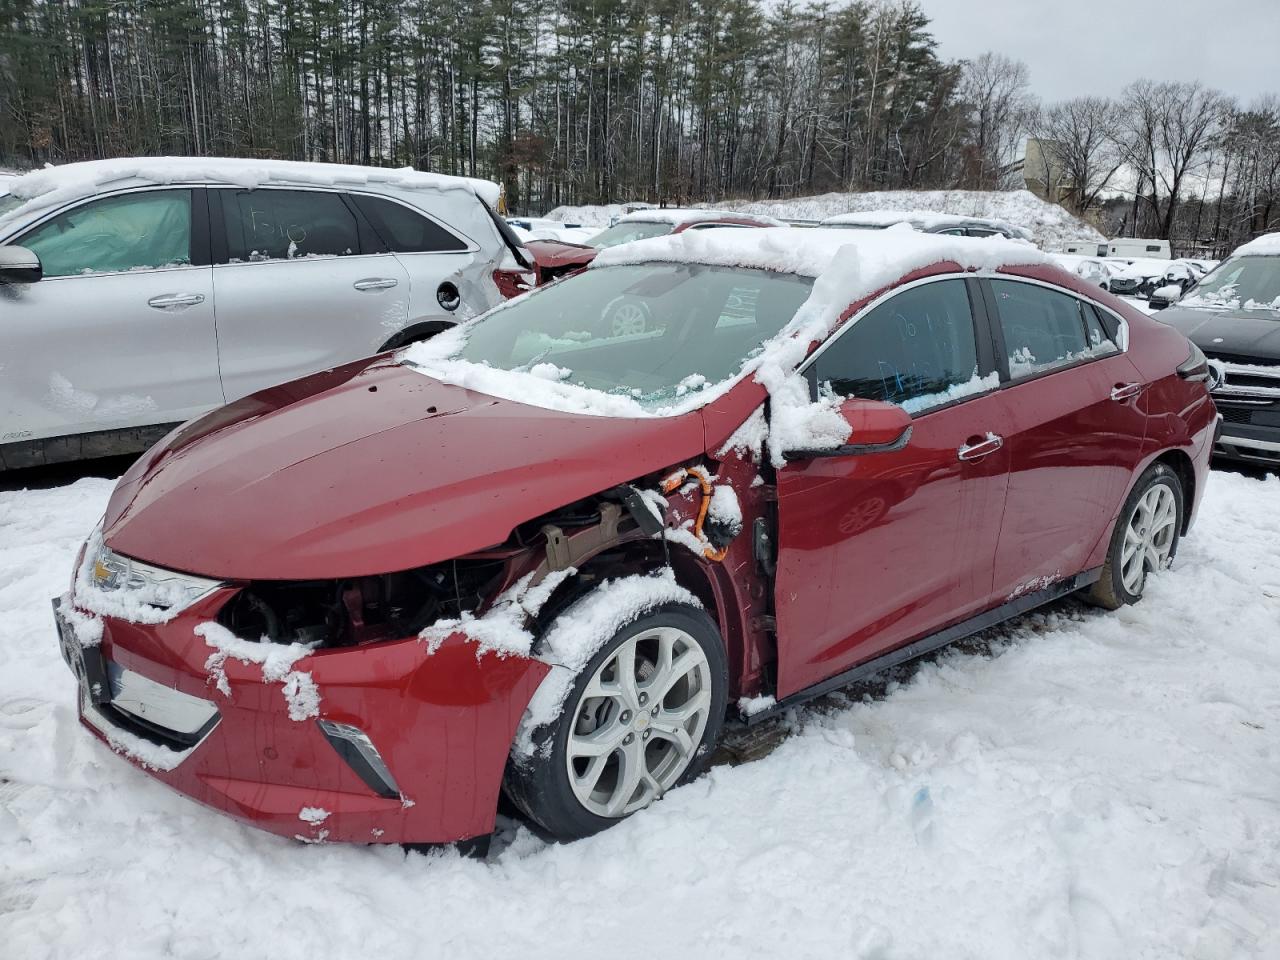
[0,158,532,469]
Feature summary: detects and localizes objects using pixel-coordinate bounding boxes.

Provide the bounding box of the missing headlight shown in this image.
[216,559,505,648]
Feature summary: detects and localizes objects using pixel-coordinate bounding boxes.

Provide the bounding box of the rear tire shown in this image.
[504,600,727,842]
[1088,462,1183,610]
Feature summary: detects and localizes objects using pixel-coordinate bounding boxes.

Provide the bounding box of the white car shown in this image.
[1049,253,1119,290]
[0,157,532,470]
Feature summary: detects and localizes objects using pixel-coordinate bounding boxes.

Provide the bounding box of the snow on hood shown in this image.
[618,207,785,228]
[1233,232,1280,257]
[0,157,500,226]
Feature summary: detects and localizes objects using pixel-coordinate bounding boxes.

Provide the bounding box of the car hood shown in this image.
[1156,305,1280,362]
[102,359,707,581]
[525,238,598,269]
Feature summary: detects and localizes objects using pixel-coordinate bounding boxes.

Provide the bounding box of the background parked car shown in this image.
[1050,253,1119,290]
[525,208,784,283]
[819,210,1031,240]
[0,157,530,470]
[1154,233,1280,466]
[1105,257,1170,298]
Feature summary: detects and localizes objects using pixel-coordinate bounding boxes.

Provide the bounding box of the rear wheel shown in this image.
[1088,462,1183,609]
[504,600,727,841]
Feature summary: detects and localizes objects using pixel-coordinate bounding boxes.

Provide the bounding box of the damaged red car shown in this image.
[54,228,1217,850]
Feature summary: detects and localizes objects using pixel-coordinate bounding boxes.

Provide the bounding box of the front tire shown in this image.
[1088,462,1183,609]
[504,601,728,842]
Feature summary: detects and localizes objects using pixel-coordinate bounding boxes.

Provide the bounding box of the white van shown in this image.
[1104,238,1171,260]
[1061,240,1106,257]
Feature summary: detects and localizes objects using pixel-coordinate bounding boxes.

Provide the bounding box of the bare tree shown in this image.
[1115,80,1231,246]
[959,51,1034,190]
[1032,96,1123,214]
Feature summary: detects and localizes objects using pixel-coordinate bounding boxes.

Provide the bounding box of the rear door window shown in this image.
[811,278,985,414]
[348,194,469,253]
[19,190,192,278]
[218,189,359,261]
[990,279,1113,378]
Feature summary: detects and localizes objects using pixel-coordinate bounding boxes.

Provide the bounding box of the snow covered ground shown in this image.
[548,189,1102,251]
[3,470,1279,959]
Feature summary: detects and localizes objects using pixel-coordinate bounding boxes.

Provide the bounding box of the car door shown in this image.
[981,277,1148,599]
[209,186,411,401]
[345,191,491,323]
[772,277,1011,699]
[0,187,223,444]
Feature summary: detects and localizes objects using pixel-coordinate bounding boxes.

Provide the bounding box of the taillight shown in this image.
[493,268,536,299]
[1176,342,1213,384]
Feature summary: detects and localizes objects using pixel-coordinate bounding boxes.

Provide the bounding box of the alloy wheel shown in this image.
[609,301,648,337]
[565,626,712,818]
[1120,483,1177,595]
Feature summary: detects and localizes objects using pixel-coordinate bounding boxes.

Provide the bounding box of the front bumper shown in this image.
[56,590,547,844]
[1212,403,1280,465]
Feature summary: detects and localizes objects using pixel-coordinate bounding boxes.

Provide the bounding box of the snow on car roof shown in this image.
[0,157,501,225]
[618,207,785,228]
[592,224,1043,283]
[1233,232,1280,257]
[402,225,1046,425]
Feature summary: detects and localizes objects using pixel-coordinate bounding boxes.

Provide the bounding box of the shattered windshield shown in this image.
[587,221,674,249]
[1183,256,1280,312]
[412,263,814,412]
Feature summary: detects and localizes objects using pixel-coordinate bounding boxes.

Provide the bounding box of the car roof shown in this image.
[0,157,501,227]
[1232,233,1280,257]
[617,208,785,228]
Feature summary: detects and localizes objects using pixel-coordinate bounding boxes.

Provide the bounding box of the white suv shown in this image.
[0,158,532,469]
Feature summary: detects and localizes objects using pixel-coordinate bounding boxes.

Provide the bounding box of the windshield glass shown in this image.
[1183,256,1280,312]
[587,221,674,249]
[411,263,814,413]
[824,222,890,230]
[0,193,21,218]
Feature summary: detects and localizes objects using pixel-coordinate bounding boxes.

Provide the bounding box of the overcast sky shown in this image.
[915,0,1279,104]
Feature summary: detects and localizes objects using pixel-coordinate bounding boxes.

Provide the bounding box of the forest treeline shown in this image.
[0,0,1277,247]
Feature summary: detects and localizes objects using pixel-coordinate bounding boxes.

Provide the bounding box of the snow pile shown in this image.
[419,568,576,658]
[0,157,501,226]
[195,622,320,721]
[719,189,1103,249]
[515,569,701,758]
[2,473,1280,957]
[542,202,653,226]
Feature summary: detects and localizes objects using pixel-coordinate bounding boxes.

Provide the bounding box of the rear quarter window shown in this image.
[349,195,469,253]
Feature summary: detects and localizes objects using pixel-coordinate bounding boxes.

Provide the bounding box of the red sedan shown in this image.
[54,228,1216,850]
[526,208,782,288]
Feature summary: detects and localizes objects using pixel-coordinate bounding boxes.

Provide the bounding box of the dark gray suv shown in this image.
[1154,234,1280,466]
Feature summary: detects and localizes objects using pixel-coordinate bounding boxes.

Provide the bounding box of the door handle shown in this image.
[1110,382,1143,402]
[353,277,399,292]
[147,293,205,309]
[957,432,1004,461]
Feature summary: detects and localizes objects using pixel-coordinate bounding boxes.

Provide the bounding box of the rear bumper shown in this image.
[58,592,547,845]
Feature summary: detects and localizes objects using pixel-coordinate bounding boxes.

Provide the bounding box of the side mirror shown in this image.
[1149,284,1183,310]
[785,398,912,459]
[0,245,42,284]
